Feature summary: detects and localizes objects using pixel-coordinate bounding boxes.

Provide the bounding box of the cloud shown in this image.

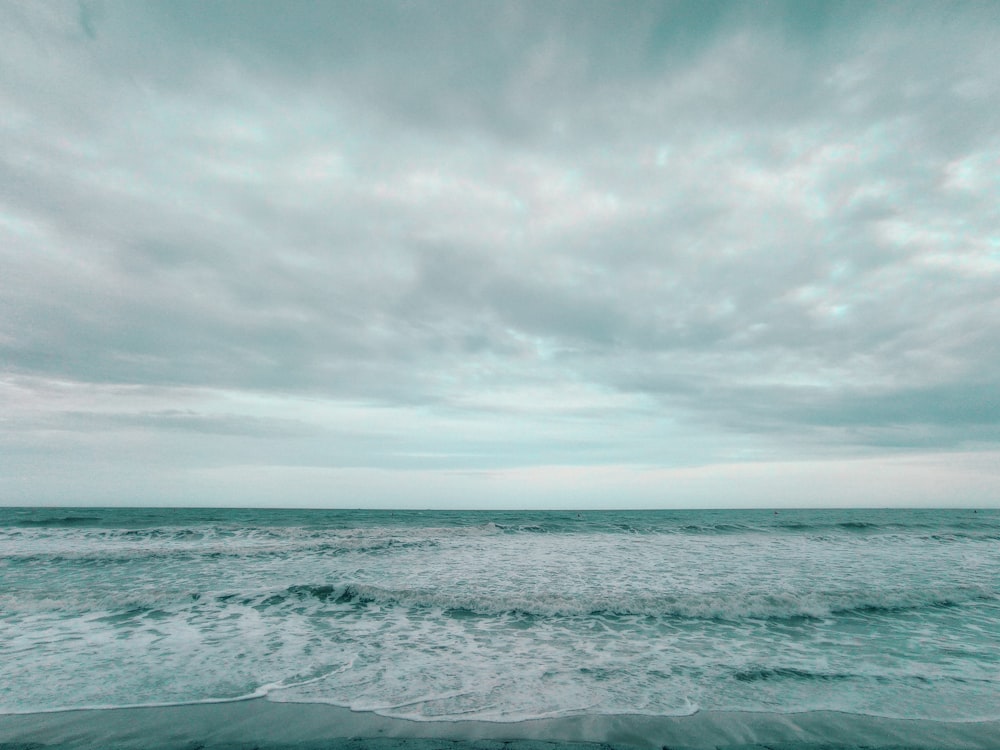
[60,409,321,438]
[1,1,999,505]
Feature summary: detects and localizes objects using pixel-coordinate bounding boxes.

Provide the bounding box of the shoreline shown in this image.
[3,698,1000,749]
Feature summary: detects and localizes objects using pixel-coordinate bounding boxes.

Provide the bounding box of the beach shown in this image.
[3,699,1000,749]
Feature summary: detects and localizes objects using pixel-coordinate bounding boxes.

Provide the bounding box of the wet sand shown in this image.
[2,698,998,750]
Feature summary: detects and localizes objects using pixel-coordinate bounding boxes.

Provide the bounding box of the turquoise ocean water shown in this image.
[1,507,998,724]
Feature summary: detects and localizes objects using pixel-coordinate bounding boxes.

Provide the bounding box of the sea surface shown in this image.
[1,507,998,725]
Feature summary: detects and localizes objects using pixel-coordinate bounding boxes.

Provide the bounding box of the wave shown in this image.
[15,515,102,527]
[731,667,999,685]
[150,581,999,623]
[679,523,752,534]
[5,578,995,622]
[772,520,887,533]
[0,530,442,564]
[733,667,857,683]
[6,510,999,544]
[2,521,507,543]
[314,582,999,621]
[921,532,1000,542]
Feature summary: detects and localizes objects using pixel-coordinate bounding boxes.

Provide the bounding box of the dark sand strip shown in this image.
[1,699,998,750]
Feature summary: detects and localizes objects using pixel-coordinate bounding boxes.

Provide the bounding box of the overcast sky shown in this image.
[2,1,999,508]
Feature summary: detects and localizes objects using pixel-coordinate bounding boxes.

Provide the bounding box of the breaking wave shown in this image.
[6,579,995,623]
[267,581,999,621]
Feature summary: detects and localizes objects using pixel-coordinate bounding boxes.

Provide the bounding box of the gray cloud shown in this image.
[2,0,999,505]
[62,409,322,438]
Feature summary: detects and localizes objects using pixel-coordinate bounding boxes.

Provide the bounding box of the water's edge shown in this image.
[2,698,999,750]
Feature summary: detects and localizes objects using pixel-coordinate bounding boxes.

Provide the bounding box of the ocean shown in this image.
[1,507,998,749]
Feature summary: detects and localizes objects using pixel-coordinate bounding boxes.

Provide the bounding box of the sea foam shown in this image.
[2,507,999,723]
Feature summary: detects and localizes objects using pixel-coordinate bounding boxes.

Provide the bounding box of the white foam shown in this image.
[3,518,1000,722]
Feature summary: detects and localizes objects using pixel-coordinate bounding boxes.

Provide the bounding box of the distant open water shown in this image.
[1,507,998,722]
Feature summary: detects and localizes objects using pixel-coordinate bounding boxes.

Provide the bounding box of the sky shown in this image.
[1,1,999,509]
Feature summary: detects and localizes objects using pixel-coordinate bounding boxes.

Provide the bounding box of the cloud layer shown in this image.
[2,1,999,506]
